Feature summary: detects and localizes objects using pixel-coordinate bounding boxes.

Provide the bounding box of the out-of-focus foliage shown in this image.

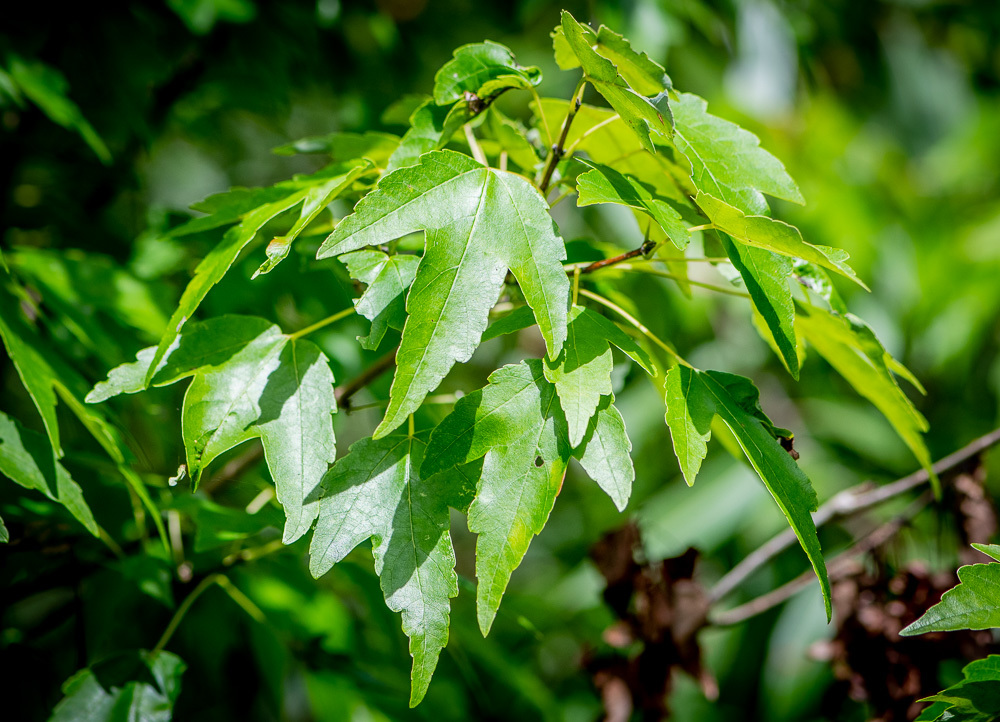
[3,1,1000,720]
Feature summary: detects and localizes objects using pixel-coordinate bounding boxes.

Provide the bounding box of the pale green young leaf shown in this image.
[576,162,691,250]
[272,131,400,165]
[310,435,458,707]
[573,396,634,511]
[720,235,798,378]
[50,650,185,722]
[341,249,419,350]
[697,193,864,287]
[559,11,673,152]
[318,150,569,439]
[900,558,1000,635]
[552,23,671,96]
[915,656,1000,722]
[663,366,830,619]
[433,41,541,106]
[796,303,936,492]
[670,92,803,210]
[0,410,98,536]
[146,161,369,386]
[422,360,571,635]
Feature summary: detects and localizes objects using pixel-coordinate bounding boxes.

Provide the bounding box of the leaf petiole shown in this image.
[288,307,356,340]
[577,288,690,367]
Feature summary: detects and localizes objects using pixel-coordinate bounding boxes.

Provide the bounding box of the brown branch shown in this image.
[710,491,932,627]
[335,348,397,411]
[539,81,585,194]
[709,426,1000,604]
[570,240,658,275]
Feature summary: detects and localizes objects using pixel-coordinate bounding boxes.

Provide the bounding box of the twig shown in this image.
[335,348,398,411]
[710,491,932,626]
[538,79,585,193]
[572,240,657,274]
[709,426,1000,604]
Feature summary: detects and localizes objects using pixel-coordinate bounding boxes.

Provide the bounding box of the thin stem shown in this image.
[464,124,487,165]
[686,224,715,233]
[528,85,553,148]
[617,265,751,298]
[564,112,621,155]
[336,348,398,411]
[709,426,1000,604]
[289,307,355,340]
[572,267,581,306]
[151,574,222,655]
[578,288,690,367]
[499,150,508,172]
[349,393,460,412]
[96,526,125,559]
[408,414,415,439]
[224,538,285,566]
[573,241,656,274]
[538,78,586,193]
[710,492,931,627]
[215,577,267,624]
[548,187,576,209]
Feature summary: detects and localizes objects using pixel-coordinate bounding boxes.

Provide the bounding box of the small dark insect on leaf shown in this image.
[464,91,486,114]
[779,435,800,461]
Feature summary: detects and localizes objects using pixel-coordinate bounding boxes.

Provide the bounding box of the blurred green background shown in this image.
[3,1,1000,720]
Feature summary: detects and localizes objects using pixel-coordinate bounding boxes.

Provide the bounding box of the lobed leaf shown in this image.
[915,655,1000,722]
[342,249,419,350]
[552,23,670,96]
[559,11,673,153]
[310,435,459,706]
[663,365,831,619]
[901,555,1000,635]
[318,150,569,439]
[573,396,634,511]
[433,41,541,105]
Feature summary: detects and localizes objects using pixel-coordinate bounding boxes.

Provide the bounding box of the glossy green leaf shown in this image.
[697,193,863,286]
[559,11,672,153]
[433,41,541,106]
[0,410,98,536]
[552,23,670,96]
[387,100,456,171]
[318,150,569,439]
[50,650,185,722]
[272,131,400,165]
[342,249,420,350]
[974,543,1000,562]
[5,54,110,163]
[795,303,936,492]
[481,305,536,342]
[663,365,830,619]
[146,160,369,385]
[89,315,337,543]
[484,108,540,171]
[576,162,691,250]
[310,435,459,707]
[720,235,798,377]
[901,556,1000,635]
[915,656,1000,722]
[422,360,571,634]
[670,92,803,211]
[573,396,634,511]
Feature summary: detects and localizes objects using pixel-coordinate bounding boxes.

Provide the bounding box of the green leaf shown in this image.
[386,100,455,172]
[318,150,569,439]
[0,270,125,462]
[481,305,537,343]
[576,161,691,250]
[433,41,541,106]
[89,315,337,543]
[573,396,634,511]
[696,193,864,286]
[719,235,798,378]
[342,249,420,350]
[310,435,459,707]
[901,557,1000,635]
[544,305,652,448]
[484,108,540,171]
[663,365,831,619]
[670,92,803,211]
[272,131,400,165]
[50,650,186,722]
[0,514,7,543]
[146,161,369,385]
[795,303,936,493]
[0,410,98,536]
[915,656,1000,722]
[5,54,111,164]
[552,23,671,96]
[974,543,1000,562]
[559,11,673,153]
[544,306,613,448]
[422,360,571,635]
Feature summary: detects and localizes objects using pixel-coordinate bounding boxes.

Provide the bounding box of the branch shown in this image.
[335,348,397,411]
[710,491,932,627]
[709,427,1000,604]
[538,79,585,193]
[566,240,657,275]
